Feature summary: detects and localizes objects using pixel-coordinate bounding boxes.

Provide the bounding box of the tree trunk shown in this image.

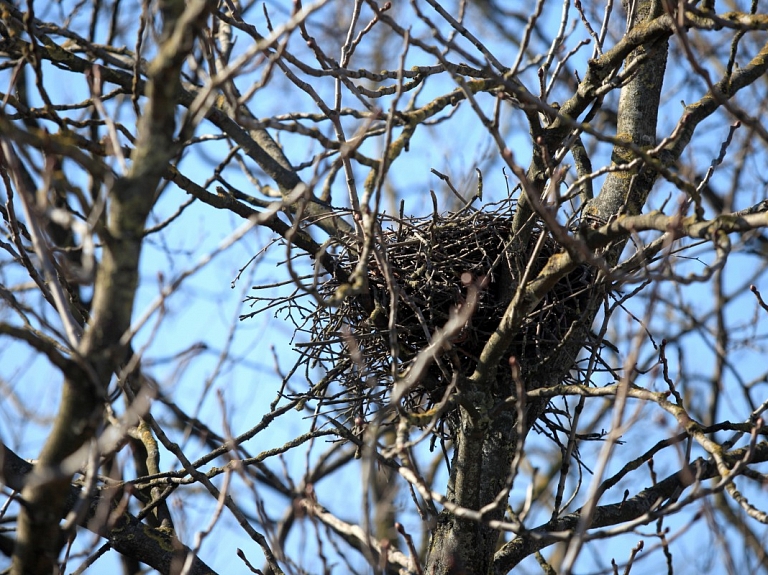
[424,2,669,573]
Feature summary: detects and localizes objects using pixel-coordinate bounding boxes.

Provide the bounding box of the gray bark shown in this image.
[424,2,669,573]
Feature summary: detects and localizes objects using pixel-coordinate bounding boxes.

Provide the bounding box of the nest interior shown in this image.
[289,200,596,422]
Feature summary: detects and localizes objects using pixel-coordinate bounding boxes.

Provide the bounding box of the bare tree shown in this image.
[1,1,768,574]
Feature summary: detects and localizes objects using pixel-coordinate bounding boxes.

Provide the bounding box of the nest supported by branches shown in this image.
[276,199,597,429]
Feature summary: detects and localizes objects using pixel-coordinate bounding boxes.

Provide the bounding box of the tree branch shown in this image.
[493,441,768,573]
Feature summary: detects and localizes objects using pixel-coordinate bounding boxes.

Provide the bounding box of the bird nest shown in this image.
[271,199,596,427]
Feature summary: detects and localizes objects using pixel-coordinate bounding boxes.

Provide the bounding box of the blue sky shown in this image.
[1,1,767,574]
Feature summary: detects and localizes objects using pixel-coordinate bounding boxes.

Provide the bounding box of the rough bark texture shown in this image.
[3,2,768,574]
[424,2,669,573]
[426,397,517,574]
[10,2,213,573]
[2,445,217,575]
[584,0,669,226]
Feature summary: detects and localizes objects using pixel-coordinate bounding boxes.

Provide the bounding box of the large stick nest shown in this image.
[272,199,597,426]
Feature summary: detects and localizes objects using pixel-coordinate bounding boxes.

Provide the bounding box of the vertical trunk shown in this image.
[11,2,213,573]
[585,0,669,226]
[424,3,669,574]
[425,400,516,574]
